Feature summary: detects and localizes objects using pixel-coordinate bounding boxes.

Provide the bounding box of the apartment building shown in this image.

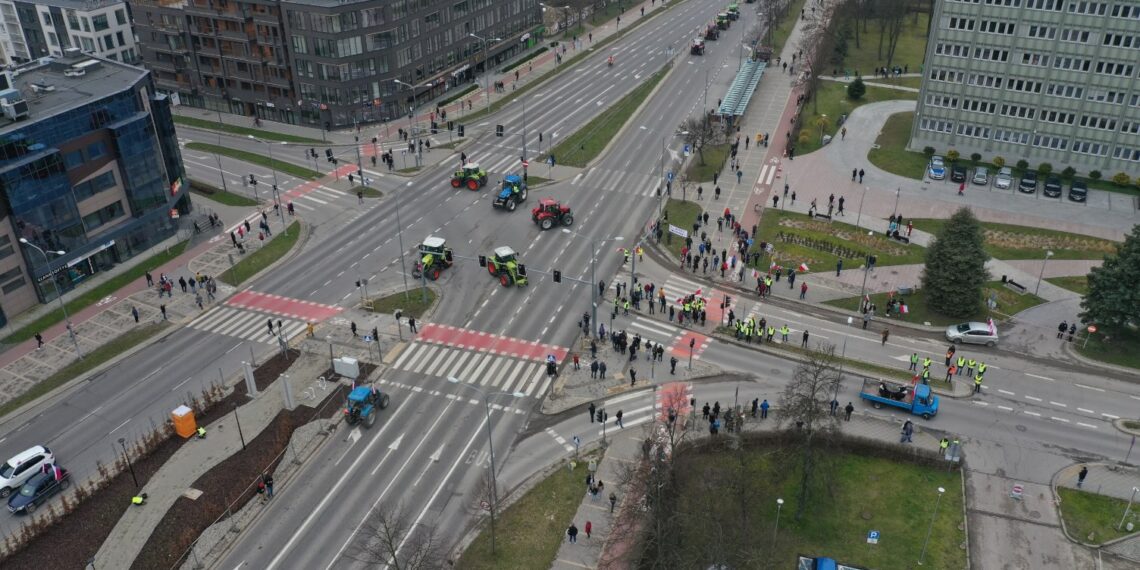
[0,53,187,324]
[130,0,544,128]
[911,0,1140,174]
[0,0,138,65]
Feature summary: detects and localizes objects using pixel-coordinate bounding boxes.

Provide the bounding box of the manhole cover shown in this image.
[861,511,873,520]
[1016,424,1027,432]
[770,368,782,375]
[1030,510,1041,519]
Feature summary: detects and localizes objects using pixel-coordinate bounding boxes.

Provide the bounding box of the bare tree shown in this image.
[679,116,722,167]
[881,0,908,68]
[776,343,841,520]
[344,503,445,570]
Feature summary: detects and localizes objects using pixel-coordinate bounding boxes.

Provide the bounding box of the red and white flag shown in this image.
[798,263,810,272]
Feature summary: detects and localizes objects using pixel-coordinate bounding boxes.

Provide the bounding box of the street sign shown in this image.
[867,530,880,544]
[522,159,529,167]
[667,170,674,182]
[363,335,374,343]
[668,224,689,238]
[1010,484,1024,500]
[1087,325,1097,333]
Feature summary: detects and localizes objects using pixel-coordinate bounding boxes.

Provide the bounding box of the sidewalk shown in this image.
[550,393,942,569]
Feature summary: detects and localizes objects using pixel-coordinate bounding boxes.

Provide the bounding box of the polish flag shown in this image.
[798,263,810,272]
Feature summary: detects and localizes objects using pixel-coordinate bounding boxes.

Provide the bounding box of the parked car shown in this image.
[927,156,946,180]
[945,322,999,347]
[972,167,990,186]
[1068,180,1088,202]
[950,164,967,183]
[1043,176,1063,197]
[7,469,69,514]
[1018,172,1038,194]
[995,167,1014,189]
[0,446,54,498]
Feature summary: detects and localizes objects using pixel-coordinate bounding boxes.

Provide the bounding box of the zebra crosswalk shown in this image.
[390,341,553,398]
[188,306,307,344]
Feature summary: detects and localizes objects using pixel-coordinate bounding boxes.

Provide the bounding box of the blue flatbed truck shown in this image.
[859,378,939,419]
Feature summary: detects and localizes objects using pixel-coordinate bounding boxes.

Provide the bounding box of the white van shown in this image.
[0,446,54,498]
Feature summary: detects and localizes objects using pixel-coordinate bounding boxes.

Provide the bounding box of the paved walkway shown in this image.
[819,72,923,93]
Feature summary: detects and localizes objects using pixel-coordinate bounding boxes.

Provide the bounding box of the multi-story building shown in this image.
[129,0,544,128]
[0,51,187,325]
[911,0,1140,174]
[0,0,138,66]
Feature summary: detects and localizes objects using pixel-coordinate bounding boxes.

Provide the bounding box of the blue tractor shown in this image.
[343,385,390,428]
[492,174,529,211]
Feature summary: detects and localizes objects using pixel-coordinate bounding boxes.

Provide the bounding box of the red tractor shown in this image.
[532,198,574,230]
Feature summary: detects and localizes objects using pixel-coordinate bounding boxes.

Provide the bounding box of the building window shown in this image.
[1022,52,1050,66]
[984,0,1021,5]
[81,200,126,232]
[1026,25,1056,39]
[1047,82,1084,99]
[1041,109,1077,124]
[1071,140,1109,155]
[1087,89,1126,104]
[63,150,84,169]
[994,129,1031,144]
[1025,0,1063,9]
[1068,1,1108,14]
[0,266,25,295]
[980,20,1017,34]
[962,99,997,113]
[925,95,959,108]
[92,14,109,31]
[1008,78,1043,93]
[947,17,975,30]
[115,8,126,26]
[1112,146,1140,161]
[73,171,117,200]
[1080,115,1118,130]
[1094,61,1135,76]
[1053,56,1091,71]
[919,118,955,133]
[1033,135,1070,150]
[1103,33,1140,48]
[1111,3,1140,18]
[1000,104,1037,119]
[87,141,107,159]
[1060,29,1091,43]
[0,234,14,261]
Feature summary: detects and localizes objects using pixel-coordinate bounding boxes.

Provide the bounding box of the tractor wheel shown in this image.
[379,394,390,409]
[507,199,517,211]
[450,178,461,188]
[519,188,528,201]
[562,213,575,226]
[487,262,498,276]
[365,412,376,428]
[430,267,441,281]
[540,217,554,230]
[467,178,479,191]
[500,274,511,287]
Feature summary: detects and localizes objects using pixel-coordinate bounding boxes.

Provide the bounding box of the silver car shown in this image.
[945,322,999,347]
[994,167,1013,190]
[972,167,989,186]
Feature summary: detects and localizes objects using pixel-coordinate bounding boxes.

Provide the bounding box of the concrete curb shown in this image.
[1061,340,1140,377]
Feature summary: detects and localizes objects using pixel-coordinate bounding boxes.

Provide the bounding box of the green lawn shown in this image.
[173,115,323,144]
[189,179,259,207]
[349,186,383,198]
[661,199,704,259]
[1,241,188,345]
[1045,276,1089,296]
[367,288,437,319]
[770,0,808,55]
[457,453,599,569]
[750,210,927,273]
[1058,487,1136,544]
[184,142,322,180]
[796,82,918,154]
[841,13,929,75]
[544,70,665,167]
[824,280,1046,325]
[1077,330,1140,370]
[868,112,927,179]
[0,322,170,419]
[219,222,301,286]
[685,143,730,182]
[908,219,1118,261]
[669,446,965,570]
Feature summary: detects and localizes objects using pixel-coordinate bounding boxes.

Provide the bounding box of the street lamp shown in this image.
[1118,487,1139,531]
[1034,250,1054,296]
[562,229,622,337]
[640,126,689,217]
[855,185,868,229]
[917,486,946,565]
[772,497,784,550]
[118,437,138,488]
[392,79,433,142]
[469,33,502,113]
[447,378,525,555]
[18,238,83,359]
[246,135,288,231]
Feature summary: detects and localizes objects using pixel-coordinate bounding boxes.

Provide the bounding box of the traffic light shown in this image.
[309,148,316,158]
[272,184,278,192]
[478,255,487,267]
[444,249,454,263]
[553,270,561,283]
[517,264,527,277]
[596,409,604,422]
[394,309,403,320]
[371,137,378,144]
[496,125,504,137]
[539,132,543,143]
[725,295,732,307]
[457,124,465,137]
[248,174,255,185]
[689,338,696,348]
[371,327,379,340]
[325,148,333,159]
[355,280,361,287]
[446,120,454,131]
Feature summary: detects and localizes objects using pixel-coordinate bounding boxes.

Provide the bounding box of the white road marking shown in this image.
[1051,417,1070,423]
[1076,423,1098,429]
[1102,413,1120,419]
[1024,411,1041,417]
[1025,373,1055,382]
[998,389,1015,396]
[1077,408,1095,414]
[1074,383,1105,392]
[1024,395,1042,402]
[1049,401,1067,408]
[997,406,1013,411]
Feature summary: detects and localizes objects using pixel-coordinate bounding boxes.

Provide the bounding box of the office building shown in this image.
[0,0,138,65]
[0,52,187,325]
[912,0,1140,174]
[129,0,544,128]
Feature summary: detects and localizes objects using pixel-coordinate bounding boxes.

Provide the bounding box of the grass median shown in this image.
[1058,487,1136,544]
[1,241,187,346]
[796,82,918,155]
[544,70,665,168]
[661,198,703,259]
[909,219,1118,260]
[1045,276,1089,296]
[1076,330,1140,370]
[173,115,323,144]
[219,221,301,286]
[685,143,730,182]
[751,210,927,272]
[0,322,171,419]
[823,280,1046,325]
[366,288,437,319]
[190,179,259,207]
[185,142,322,180]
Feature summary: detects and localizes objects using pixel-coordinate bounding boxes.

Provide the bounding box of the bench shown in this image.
[1004,280,1028,295]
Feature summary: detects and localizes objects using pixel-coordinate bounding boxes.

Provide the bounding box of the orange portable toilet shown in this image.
[171,405,197,439]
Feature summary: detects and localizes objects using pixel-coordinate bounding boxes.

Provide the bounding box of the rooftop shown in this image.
[1,53,147,136]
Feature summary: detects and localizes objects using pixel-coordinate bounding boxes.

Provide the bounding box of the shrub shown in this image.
[1061,166,1076,179]
[1112,172,1131,186]
[923,146,936,158]
[946,150,960,163]
[846,76,866,100]
[1089,170,1103,181]
[970,152,982,164]
[1038,163,1053,176]
[992,156,1006,168]
[1016,159,1029,171]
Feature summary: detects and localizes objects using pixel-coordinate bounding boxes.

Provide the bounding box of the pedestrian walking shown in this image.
[585,520,593,539]
[760,399,769,419]
[589,402,596,422]
[973,374,983,393]
[802,329,809,347]
[131,306,140,323]
[829,399,839,416]
[858,169,865,183]
[939,437,949,454]
[567,523,579,543]
[616,409,624,428]
[800,282,808,299]
[844,402,854,420]
[350,321,358,337]
[1077,465,1088,488]
[629,368,637,386]
[900,420,914,443]
[263,473,274,498]
[145,271,153,287]
[881,329,889,345]
[1057,320,1067,339]
[572,353,580,370]
[736,169,743,184]
[590,360,599,379]
[599,361,607,378]
[408,316,417,333]
[610,492,618,513]
[670,356,678,374]
[35,332,44,349]
[909,353,919,371]
[160,304,167,320]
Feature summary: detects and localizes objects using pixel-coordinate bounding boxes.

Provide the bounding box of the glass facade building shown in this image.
[0,53,187,326]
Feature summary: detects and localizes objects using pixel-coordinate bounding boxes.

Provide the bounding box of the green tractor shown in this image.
[343,385,390,428]
[716,12,730,29]
[485,246,528,287]
[726,3,740,20]
[450,162,488,190]
[412,236,454,281]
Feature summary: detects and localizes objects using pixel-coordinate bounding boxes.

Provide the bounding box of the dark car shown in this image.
[8,470,69,514]
[1043,176,1063,197]
[1018,172,1038,194]
[950,165,967,183]
[1068,180,1088,202]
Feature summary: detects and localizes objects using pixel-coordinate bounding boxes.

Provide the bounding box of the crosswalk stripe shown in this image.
[188,307,303,344]
[630,316,677,336]
[524,364,545,396]
[504,360,531,393]
[311,189,345,200]
[445,352,473,380]
[467,354,492,385]
[406,345,438,373]
[535,376,552,398]
[484,358,508,388]
[392,343,418,369]
[297,193,329,204]
[428,348,461,377]
[319,185,347,195]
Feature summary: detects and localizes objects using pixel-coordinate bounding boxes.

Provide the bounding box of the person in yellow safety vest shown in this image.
[952,437,960,447]
[956,355,966,376]
[196,426,206,439]
[967,359,977,375]
[635,246,643,261]
[973,374,983,393]
[131,493,148,506]
[922,357,932,371]
[623,248,631,263]
[921,368,930,384]
[977,362,987,375]
[780,325,790,342]
[683,301,691,314]
[623,299,630,314]
[909,353,919,371]
[766,325,775,342]
[307,322,315,337]
[939,438,949,454]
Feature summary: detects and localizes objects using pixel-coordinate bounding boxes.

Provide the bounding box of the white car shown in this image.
[0,446,54,498]
[994,167,1014,190]
[927,156,946,180]
[945,322,999,347]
